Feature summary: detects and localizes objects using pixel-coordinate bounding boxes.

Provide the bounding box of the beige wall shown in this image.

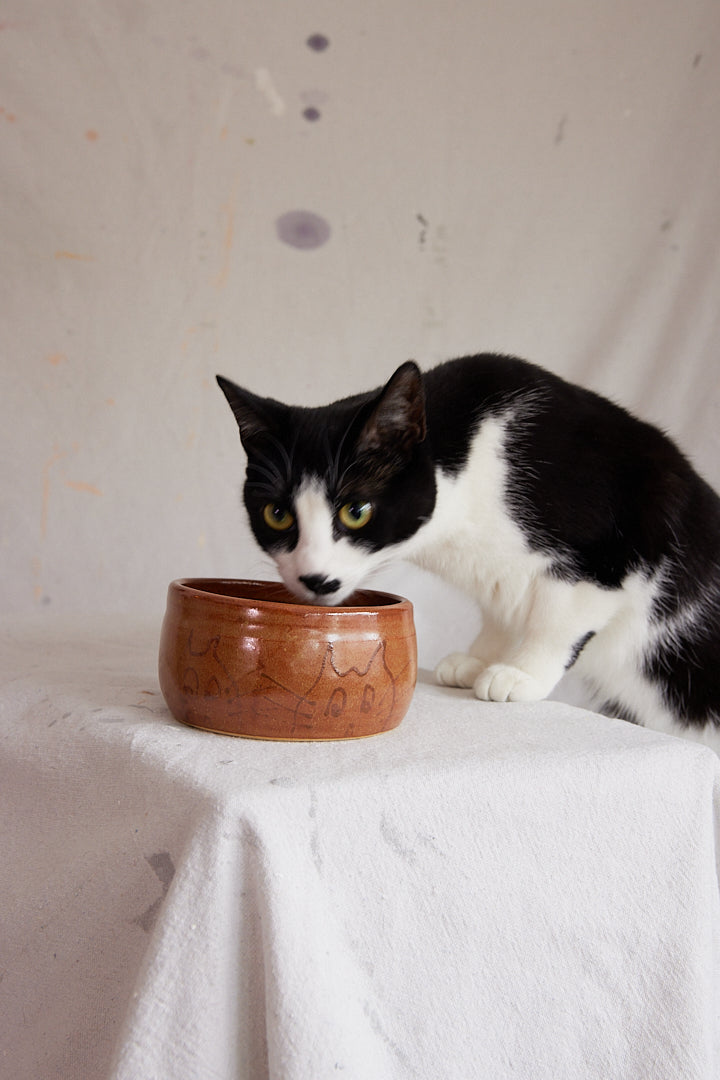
[2,1,720,661]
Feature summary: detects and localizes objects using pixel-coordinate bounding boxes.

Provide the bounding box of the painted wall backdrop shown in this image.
[2,0,719,668]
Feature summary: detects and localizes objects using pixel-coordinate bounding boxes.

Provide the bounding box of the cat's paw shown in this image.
[473,663,548,703]
[435,652,486,689]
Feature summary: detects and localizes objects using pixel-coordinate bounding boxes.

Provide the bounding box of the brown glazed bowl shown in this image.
[158,578,417,740]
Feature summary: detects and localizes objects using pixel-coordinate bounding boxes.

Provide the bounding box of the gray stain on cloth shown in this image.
[133,851,176,932]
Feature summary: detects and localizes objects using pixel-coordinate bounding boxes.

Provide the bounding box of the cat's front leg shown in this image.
[435,653,486,689]
[473,662,562,703]
[435,624,508,689]
[473,578,623,702]
[445,577,620,703]
[437,652,562,701]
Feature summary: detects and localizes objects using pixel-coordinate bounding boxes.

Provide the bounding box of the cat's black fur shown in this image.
[218,354,720,739]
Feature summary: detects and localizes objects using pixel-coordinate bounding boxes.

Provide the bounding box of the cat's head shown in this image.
[217,362,436,604]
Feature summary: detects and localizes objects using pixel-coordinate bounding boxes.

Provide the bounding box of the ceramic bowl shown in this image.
[158,578,417,740]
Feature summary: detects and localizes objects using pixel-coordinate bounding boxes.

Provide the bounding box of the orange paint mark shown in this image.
[220,125,228,141]
[32,558,42,601]
[5,112,16,123]
[105,397,116,406]
[214,181,238,290]
[41,449,64,538]
[85,129,99,141]
[180,326,198,354]
[64,480,103,496]
[54,251,95,262]
[47,352,67,366]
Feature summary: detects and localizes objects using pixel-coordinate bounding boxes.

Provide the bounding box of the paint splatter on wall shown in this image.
[306,33,330,52]
[276,210,331,250]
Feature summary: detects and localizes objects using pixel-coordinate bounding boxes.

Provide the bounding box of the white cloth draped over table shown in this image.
[3,0,720,1074]
[1,617,719,1080]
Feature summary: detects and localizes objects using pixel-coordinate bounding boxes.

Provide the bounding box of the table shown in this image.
[1,617,719,1079]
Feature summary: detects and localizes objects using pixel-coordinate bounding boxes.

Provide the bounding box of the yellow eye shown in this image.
[338,501,373,530]
[262,503,294,531]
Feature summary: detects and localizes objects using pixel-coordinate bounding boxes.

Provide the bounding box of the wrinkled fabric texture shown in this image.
[1,617,719,1080]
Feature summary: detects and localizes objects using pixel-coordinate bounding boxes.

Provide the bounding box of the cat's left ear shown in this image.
[356,361,426,456]
[216,375,283,448]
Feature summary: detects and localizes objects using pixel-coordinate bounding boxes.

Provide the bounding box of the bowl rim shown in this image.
[168,577,412,614]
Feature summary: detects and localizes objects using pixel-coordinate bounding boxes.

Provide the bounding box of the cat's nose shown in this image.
[298,573,341,597]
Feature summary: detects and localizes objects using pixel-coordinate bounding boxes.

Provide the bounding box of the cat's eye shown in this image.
[262,503,295,531]
[338,501,373,530]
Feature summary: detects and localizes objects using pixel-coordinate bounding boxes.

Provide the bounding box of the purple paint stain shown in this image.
[303,106,321,122]
[306,33,330,52]
[276,210,331,250]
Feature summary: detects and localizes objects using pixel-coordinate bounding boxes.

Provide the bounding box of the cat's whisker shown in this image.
[247,453,283,481]
[246,450,288,493]
[328,404,368,493]
[321,426,338,490]
[256,431,295,487]
[248,464,280,490]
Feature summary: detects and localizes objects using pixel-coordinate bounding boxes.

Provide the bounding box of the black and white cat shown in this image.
[217,354,720,746]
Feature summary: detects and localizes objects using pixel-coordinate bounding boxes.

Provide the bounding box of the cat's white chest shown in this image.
[407,415,552,617]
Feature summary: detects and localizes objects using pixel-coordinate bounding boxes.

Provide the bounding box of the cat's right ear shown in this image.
[355,361,426,457]
[216,375,277,447]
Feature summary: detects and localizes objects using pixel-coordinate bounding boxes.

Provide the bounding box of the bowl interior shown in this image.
[175,577,406,611]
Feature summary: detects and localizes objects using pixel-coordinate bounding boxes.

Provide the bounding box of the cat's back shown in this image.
[421,352,696,485]
[421,353,589,473]
[421,353,720,587]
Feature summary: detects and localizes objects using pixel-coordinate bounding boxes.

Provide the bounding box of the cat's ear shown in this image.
[216,375,281,447]
[356,361,426,455]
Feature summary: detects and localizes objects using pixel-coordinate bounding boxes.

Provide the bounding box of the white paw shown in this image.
[473,664,548,703]
[435,652,486,689]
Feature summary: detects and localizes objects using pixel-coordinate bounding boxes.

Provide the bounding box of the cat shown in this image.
[217,353,720,747]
